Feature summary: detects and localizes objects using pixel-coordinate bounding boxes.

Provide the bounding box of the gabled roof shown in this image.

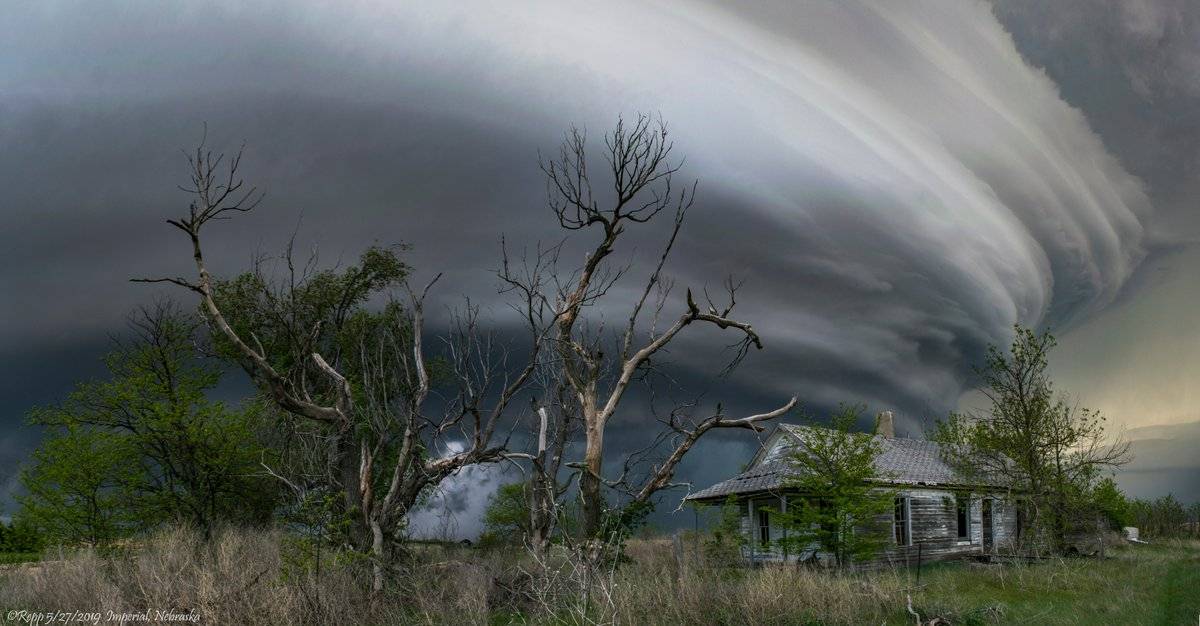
[687,423,1003,501]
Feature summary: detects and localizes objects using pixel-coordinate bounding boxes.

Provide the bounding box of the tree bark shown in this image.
[580,422,606,538]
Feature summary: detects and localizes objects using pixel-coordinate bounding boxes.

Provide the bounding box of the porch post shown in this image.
[748,498,755,564]
[780,494,788,561]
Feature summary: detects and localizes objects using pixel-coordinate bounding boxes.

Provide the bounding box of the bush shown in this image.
[699,496,746,567]
[0,518,44,554]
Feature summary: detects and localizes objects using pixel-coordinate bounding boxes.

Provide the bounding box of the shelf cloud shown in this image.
[0,0,1156,519]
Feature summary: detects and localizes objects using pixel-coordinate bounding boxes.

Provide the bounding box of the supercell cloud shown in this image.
[0,1,1154,520]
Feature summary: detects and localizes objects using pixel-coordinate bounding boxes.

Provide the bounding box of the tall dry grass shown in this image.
[578,538,912,625]
[0,528,914,625]
[2,528,1193,625]
[0,527,376,624]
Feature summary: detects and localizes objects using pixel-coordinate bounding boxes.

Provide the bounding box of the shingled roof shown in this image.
[687,424,1002,501]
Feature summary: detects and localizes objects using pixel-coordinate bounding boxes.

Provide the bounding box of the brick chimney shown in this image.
[875,410,895,438]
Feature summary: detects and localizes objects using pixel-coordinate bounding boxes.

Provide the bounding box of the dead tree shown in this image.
[497,241,580,554]
[507,114,797,541]
[525,395,576,553]
[137,136,543,593]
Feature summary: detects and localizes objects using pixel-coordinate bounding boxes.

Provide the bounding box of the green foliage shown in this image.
[209,245,411,394]
[1129,493,1194,538]
[208,245,427,522]
[18,425,140,544]
[700,496,746,566]
[600,498,654,543]
[0,551,41,565]
[771,404,894,568]
[0,515,46,554]
[17,305,277,545]
[930,325,1128,552]
[279,489,366,586]
[481,482,532,546]
[1091,477,1131,530]
[930,326,1059,488]
[477,483,582,550]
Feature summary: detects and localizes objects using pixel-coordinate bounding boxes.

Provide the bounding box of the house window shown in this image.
[956,494,970,539]
[758,508,770,548]
[894,497,910,546]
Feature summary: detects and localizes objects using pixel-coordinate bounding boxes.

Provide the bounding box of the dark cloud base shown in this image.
[2,0,1186,532]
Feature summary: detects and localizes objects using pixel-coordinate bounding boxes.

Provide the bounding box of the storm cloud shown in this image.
[0,1,1161,522]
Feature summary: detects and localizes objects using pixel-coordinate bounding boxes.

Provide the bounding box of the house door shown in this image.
[981,499,993,553]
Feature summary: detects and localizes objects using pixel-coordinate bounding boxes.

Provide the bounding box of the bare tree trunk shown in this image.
[580,423,606,538]
[333,428,367,543]
[528,488,552,554]
[527,408,557,554]
[370,520,385,596]
[508,114,797,546]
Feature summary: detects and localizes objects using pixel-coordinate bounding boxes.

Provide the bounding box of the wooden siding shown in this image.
[736,488,1019,568]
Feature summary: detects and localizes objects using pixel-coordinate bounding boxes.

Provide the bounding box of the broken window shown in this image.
[894,496,910,546]
[956,494,970,539]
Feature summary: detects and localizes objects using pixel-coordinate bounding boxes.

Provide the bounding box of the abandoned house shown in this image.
[686,411,1020,567]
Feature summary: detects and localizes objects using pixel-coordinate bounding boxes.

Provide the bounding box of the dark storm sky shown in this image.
[2,1,1198,534]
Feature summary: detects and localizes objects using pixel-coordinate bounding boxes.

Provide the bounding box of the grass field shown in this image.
[904,541,1200,625]
[1,530,1197,624]
[590,537,1200,625]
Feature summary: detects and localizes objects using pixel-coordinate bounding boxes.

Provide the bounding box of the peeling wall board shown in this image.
[733,488,1020,567]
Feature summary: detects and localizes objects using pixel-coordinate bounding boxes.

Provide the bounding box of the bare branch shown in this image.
[631,395,798,505]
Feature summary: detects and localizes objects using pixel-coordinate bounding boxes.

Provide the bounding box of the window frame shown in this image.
[893,496,911,546]
[955,494,970,540]
[757,507,771,548]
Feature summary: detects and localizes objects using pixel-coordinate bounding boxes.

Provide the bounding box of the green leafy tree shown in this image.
[1130,493,1189,538]
[207,246,414,542]
[480,482,533,546]
[931,326,1130,553]
[18,303,277,543]
[772,405,894,569]
[0,517,45,554]
[1091,477,1131,530]
[18,426,138,544]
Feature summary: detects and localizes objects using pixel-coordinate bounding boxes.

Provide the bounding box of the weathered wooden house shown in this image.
[686,412,1020,567]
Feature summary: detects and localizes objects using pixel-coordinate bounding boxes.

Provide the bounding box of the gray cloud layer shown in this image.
[995,0,1200,237]
[0,1,1159,521]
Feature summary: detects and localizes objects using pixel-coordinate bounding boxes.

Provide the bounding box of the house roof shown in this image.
[687,423,1002,501]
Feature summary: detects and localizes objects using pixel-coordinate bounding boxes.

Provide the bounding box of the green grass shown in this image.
[906,541,1200,625]
[0,553,40,566]
[1159,549,1200,626]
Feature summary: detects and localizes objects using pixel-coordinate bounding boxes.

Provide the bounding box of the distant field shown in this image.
[0,530,1197,624]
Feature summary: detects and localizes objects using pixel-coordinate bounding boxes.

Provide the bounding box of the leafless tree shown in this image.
[523,394,577,554]
[137,135,545,593]
[490,237,582,553]
[505,114,797,544]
